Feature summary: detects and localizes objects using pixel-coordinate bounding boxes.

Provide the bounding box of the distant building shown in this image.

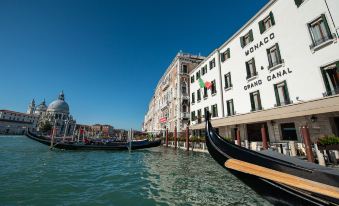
[27,91,77,136]
[0,110,39,135]
[143,52,205,134]
[91,124,114,137]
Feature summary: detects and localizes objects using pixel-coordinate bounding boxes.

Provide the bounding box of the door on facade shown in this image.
[246,123,268,142]
[280,123,298,141]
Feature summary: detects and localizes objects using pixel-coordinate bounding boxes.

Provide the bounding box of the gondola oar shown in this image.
[225,158,339,199]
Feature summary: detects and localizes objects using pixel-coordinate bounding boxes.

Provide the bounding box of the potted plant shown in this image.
[317,135,339,150]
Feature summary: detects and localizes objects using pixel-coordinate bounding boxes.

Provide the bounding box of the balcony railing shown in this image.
[274,100,293,107]
[181,112,190,119]
[310,33,335,50]
[323,86,339,97]
[268,59,284,70]
[250,106,263,112]
[246,71,258,80]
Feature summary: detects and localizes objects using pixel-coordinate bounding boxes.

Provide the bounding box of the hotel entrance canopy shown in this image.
[190,95,339,130]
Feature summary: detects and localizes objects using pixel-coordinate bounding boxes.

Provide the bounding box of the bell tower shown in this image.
[27,99,36,114]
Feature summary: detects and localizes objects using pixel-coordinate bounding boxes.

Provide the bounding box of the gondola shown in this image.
[204,111,339,206]
[26,130,161,151]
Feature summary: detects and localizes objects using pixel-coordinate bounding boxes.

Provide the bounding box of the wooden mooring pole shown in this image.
[301,126,314,163]
[236,129,241,146]
[185,126,189,151]
[174,126,177,149]
[261,125,268,150]
[165,128,168,147]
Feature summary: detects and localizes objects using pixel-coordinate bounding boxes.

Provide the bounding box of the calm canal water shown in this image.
[0,136,272,206]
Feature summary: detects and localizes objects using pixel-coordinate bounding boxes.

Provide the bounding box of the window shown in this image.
[246,58,257,79]
[250,90,262,111]
[196,71,201,80]
[197,109,202,123]
[201,65,207,75]
[321,62,339,96]
[294,0,305,7]
[191,92,195,104]
[267,43,283,69]
[191,111,196,121]
[181,82,187,95]
[274,81,291,106]
[226,99,235,116]
[308,15,333,49]
[204,107,209,117]
[191,76,194,83]
[197,89,201,102]
[240,29,253,48]
[224,72,232,89]
[211,104,218,118]
[203,87,208,99]
[211,80,217,95]
[209,58,216,69]
[221,48,231,62]
[259,12,275,34]
[182,65,188,74]
[281,123,298,140]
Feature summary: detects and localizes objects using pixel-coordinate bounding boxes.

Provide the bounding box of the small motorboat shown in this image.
[204,111,339,206]
[26,130,161,151]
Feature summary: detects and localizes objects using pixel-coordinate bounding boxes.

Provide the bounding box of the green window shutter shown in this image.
[227,48,230,58]
[267,48,272,67]
[274,84,280,106]
[308,23,316,45]
[229,73,232,86]
[336,61,339,73]
[227,101,230,116]
[249,29,254,42]
[257,91,262,109]
[275,43,282,63]
[252,58,257,73]
[259,20,265,34]
[283,81,291,103]
[321,68,331,94]
[270,12,275,26]
[246,62,250,77]
[321,14,332,37]
[294,0,303,7]
[221,52,225,62]
[250,93,255,111]
[240,36,244,48]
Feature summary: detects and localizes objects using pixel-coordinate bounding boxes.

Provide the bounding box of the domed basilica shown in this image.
[27,91,76,136]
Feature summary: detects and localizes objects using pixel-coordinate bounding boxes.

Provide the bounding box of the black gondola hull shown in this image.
[204,111,339,206]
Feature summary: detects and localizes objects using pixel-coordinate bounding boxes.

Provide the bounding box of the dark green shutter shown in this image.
[227,48,230,58]
[274,84,280,106]
[246,62,250,78]
[252,58,256,74]
[259,20,265,34]
[267,48,272,67]
[294,0,303,7]
[250,93,255,110]
[275,43,282,63]
[321,68,331,94]
[229,72,232,87]
[270,12,275,26]
[249,29,254,42]
[321,14,332,38]
[240,37,244,48]
[221,52,225,62]
[227,101,230,116]
[308,23,316,45]
[257,91,262,109]
[336,61,339,73]
[283,81,290,103]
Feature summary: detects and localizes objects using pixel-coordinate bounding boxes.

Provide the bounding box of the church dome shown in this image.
[47,91,70,114]
[35,99,47,112]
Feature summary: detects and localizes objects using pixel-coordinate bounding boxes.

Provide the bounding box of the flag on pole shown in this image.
[205,81,212,89]
[198,78,205,88]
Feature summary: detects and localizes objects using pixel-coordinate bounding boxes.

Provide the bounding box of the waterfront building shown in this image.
[143,52,204,134]
[91,124,114,137]
[0,110,39,135]
[27,91,76,136]
[190,0,339,143]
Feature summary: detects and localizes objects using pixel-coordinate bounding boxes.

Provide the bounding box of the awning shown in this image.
[190,95,339,130]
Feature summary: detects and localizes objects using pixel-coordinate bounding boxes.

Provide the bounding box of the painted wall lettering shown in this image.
[267,68,292,81]
[245,33,275,56]
[244,80,263,90]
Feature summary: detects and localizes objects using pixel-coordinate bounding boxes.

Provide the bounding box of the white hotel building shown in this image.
[190,0,339,143]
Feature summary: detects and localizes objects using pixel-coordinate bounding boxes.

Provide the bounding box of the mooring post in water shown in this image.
[166,128,168,147]
[186,126,189,151]
[261,125,268,150]
[236,128,241,146]
[50,127,55,149]
[174,126,177,149]
[301,126,314,162]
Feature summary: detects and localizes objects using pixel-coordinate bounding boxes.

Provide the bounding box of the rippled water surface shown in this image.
[0,136,272,205]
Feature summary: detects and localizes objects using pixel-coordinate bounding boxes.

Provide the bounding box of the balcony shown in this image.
[246,71,258,81]
[181,112,190,119]
[323,86,339,97]
[310,33,336,51]
[268,59,284,71]
[250,106,263,112]
[274,100,293,107]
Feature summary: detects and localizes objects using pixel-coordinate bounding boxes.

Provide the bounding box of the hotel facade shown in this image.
[190,0,339,143]
[143,52,204,134]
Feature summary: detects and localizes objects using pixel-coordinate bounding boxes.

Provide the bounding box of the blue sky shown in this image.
[0,0,268,130]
